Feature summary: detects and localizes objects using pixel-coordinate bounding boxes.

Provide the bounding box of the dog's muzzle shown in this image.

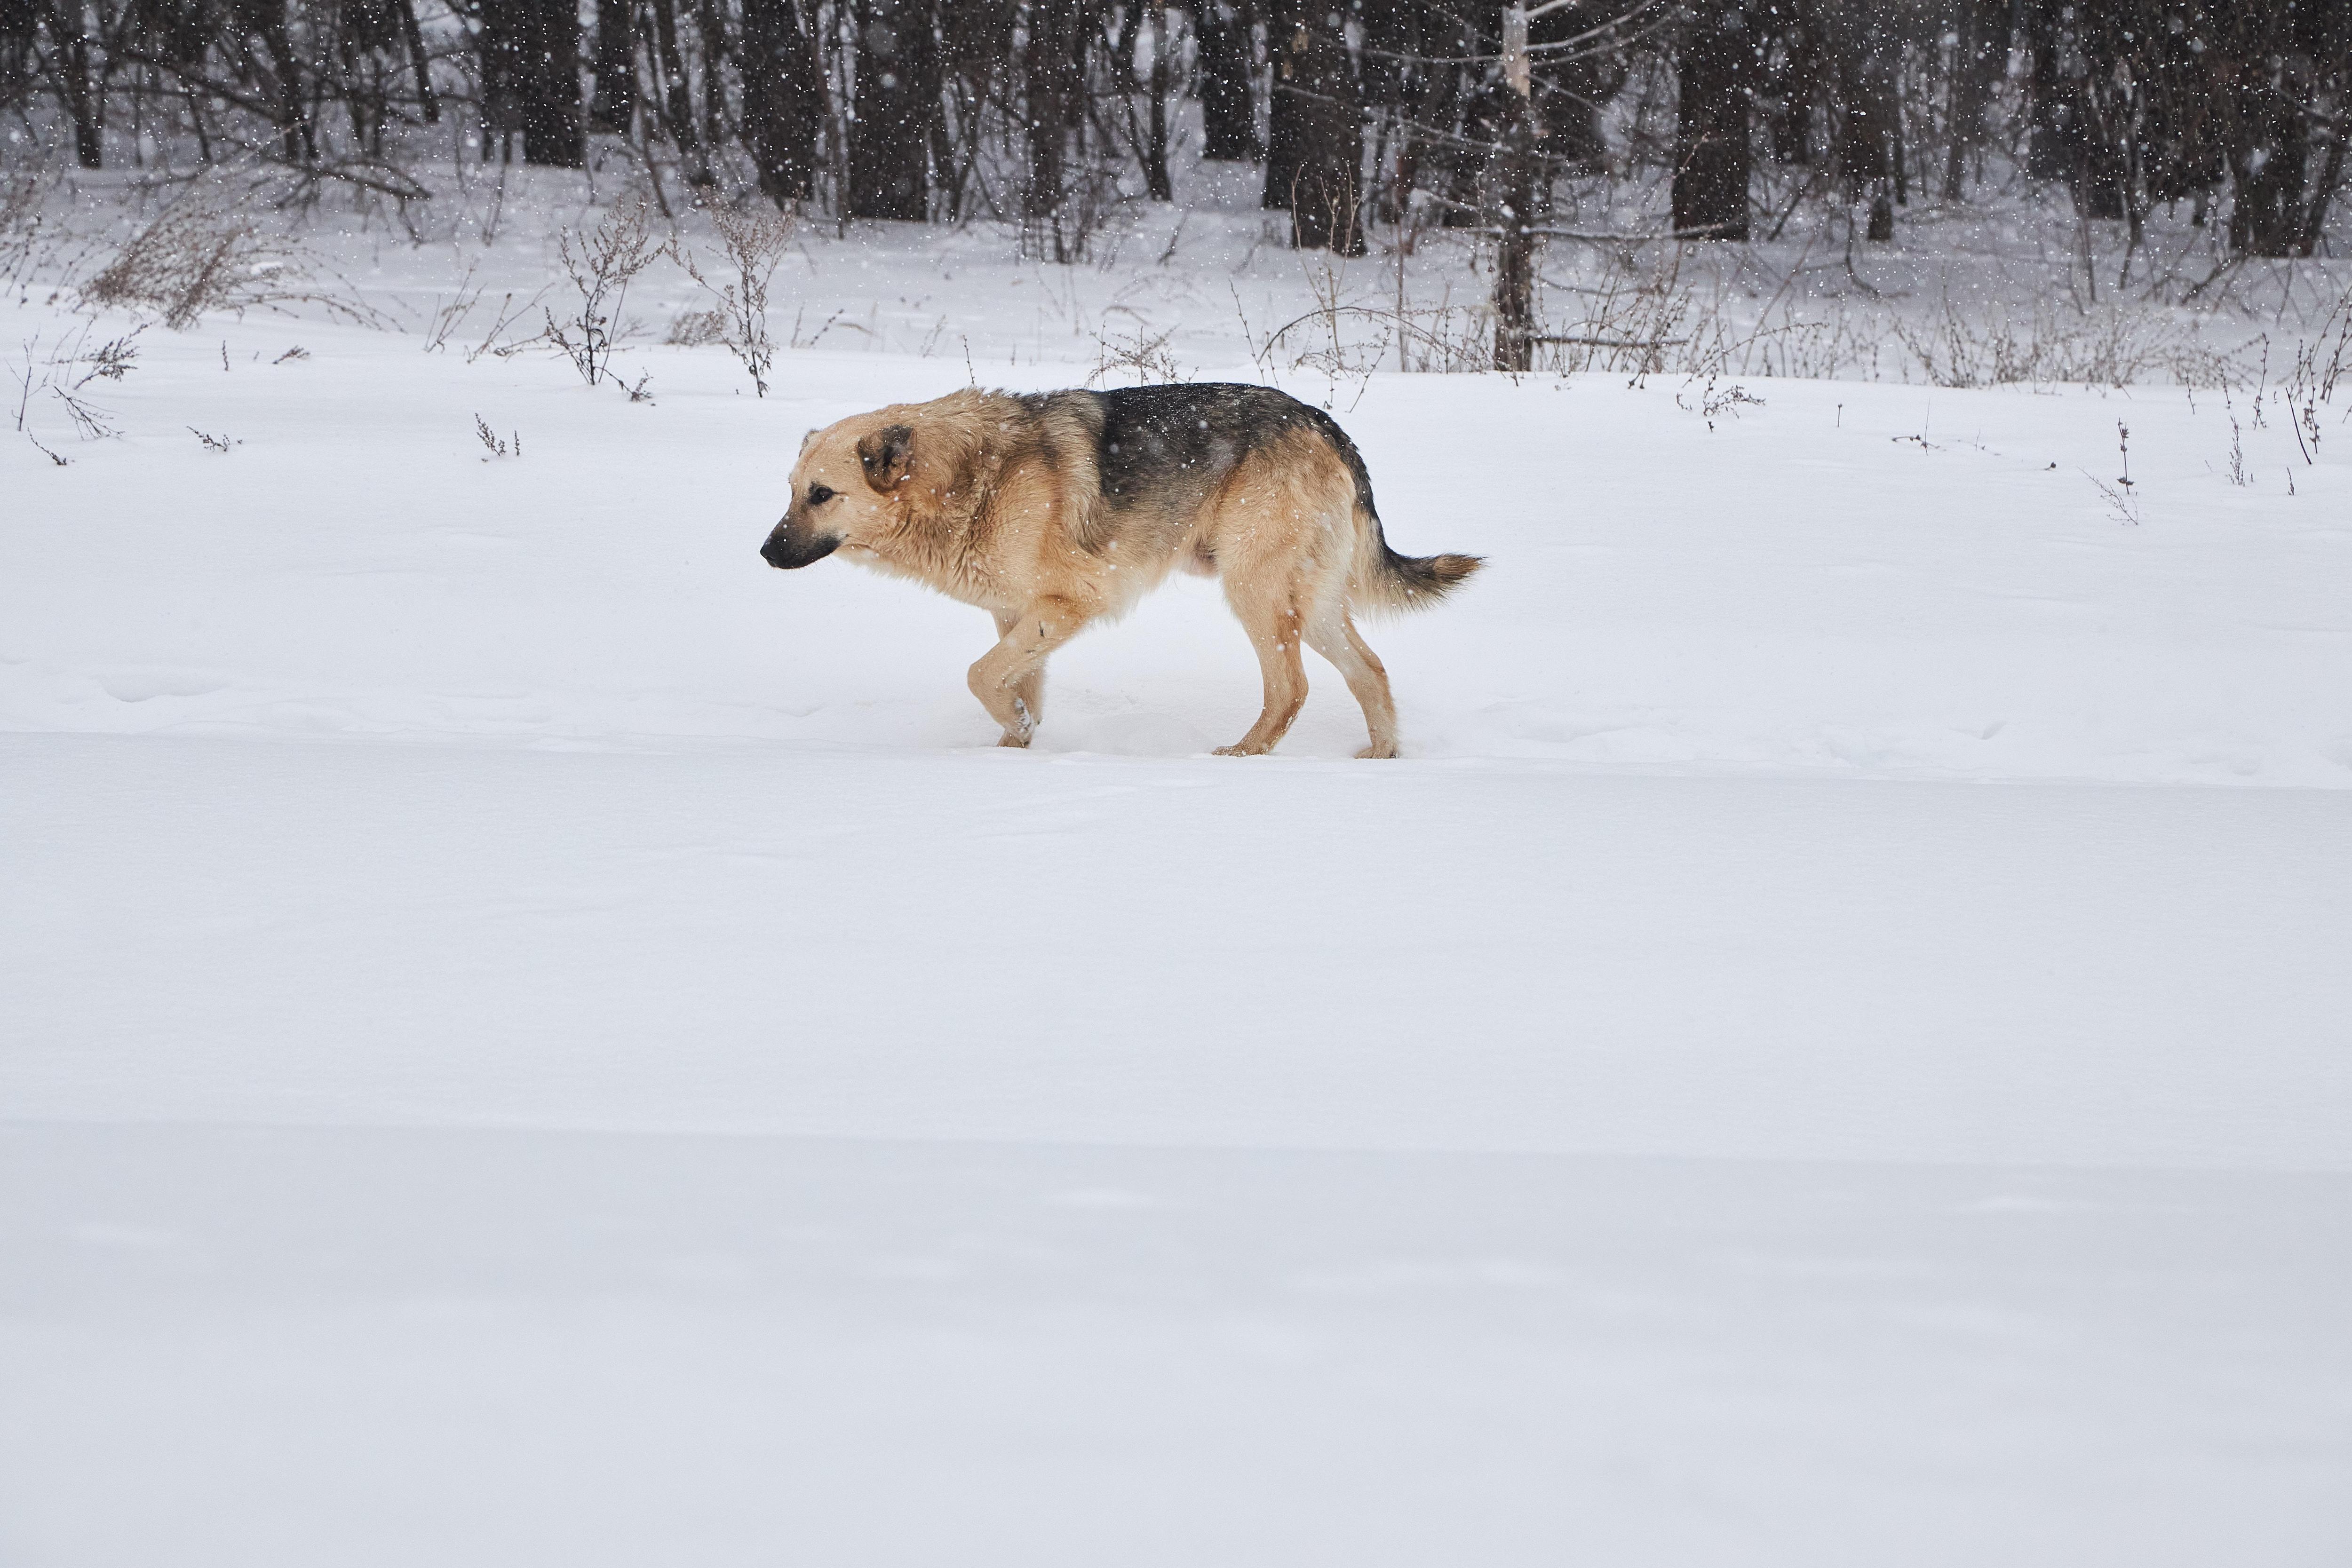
[761,522,840,570]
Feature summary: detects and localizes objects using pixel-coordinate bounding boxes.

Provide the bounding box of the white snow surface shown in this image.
[5,273,2352,1566]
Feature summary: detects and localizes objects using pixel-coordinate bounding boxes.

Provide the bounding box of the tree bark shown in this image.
[1764,0,1813,165]
[739,0,824,204]
[848,0,932,220]
[479,0,585,167]
[1941,0,2005,201]
[644,0,703,170]
[1672,0,1751,239]
[1276,1,1361,251]
[1489,94,1541,372]
[1262,2,1301,206]
[394,0,439,124]
[2298,103,2348,256]
[1527,0,1621,173]
[2227,59,2309,257]
[517,0,585,166]
[38,0,102,166]
[589,0,635,131]
[1143,0,1171,200]
[935,1,1015,222]
[2023,0,2068,180]
[1824,0,1895,239]
[2294,3,2351,254]
[1195,0,1257,161]
[695,0,728,152]
[1024,0,1077,247]
[226,0,315,163]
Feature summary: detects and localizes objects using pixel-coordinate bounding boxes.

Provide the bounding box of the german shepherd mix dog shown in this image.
[761,384,1481,758]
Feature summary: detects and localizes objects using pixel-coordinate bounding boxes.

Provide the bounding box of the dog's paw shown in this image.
[1212,744,1268,757]
[997,731,1032,749]
[1355,743,1398,760]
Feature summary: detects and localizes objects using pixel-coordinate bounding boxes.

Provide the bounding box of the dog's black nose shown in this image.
[761,526,841,570]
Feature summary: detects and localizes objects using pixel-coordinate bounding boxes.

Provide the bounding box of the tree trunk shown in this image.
[935,1,1014,222]
[694,0,728,154]
[589,0,635,131]
[1278,2,1360,251]
[1764,1,1813,165]
[2066,51,2126,222]
[224,0,315,162]
[1195,0,1257,161]
[847,0,932,220]
[2298,106,2348,256]
[644,0,702,169]
[1940,0,2003,200]
[38,0,102,166]
[480,0,584,167]
[261,0,315,161]
[1261,3,1301,208]
[2294,5,2350,255]
[1489,94,1540,372]
[1527,0,1618,174]
[1024,0,1077,241]
[1143,0,1171,200]
[2228,61,2309,257]
[1673,1,1751,239]
[2023,0,2068,180]
[1262,4,1302,208]
[394,0,439,123]
[739,0,824,203]
[1825,0,1896,240]
[518,0,585,166]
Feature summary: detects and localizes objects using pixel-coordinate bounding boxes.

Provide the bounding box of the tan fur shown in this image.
[767,389,1475,758]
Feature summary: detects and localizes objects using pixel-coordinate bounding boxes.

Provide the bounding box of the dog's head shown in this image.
[760,412,921,570]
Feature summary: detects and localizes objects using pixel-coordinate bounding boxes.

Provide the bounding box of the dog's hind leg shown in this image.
[1304,611,1399,759]
[970,597,1087,747]
[1215,579,1309,757]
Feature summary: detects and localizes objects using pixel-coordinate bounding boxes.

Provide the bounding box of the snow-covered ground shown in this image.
[5,203,2351,1564]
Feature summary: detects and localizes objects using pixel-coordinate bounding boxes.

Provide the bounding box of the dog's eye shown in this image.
[806,483,836,506]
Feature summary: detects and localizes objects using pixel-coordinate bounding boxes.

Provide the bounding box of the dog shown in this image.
[760,383,1480,758]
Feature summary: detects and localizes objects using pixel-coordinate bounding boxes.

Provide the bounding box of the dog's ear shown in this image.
[858,423,915,492]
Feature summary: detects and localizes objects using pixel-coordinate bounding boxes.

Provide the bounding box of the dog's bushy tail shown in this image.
[1321,416,1484,616]
[1359,545,1485,614]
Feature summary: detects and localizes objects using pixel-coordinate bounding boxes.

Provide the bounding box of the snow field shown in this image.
[4,289,2351,1566]
[5,1125,2347,1568]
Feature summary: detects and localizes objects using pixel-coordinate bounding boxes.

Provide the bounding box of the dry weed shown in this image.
[2284,282,2352,464]
[2,166,56,289]
[675,202,794,396]
[544,198,664,388]
[666,310,730,347]
[1089,323,1186,385]
[11,324,139,444]
[1890,297,2235,389]
[81,193,355,329]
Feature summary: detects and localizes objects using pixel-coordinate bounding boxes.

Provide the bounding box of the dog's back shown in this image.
[1027,383,1479,614]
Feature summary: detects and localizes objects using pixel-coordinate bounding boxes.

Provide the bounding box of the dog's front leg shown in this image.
[971,598,1086,747]
[988,610,1049,740]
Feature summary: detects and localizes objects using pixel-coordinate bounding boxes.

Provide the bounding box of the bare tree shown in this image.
[1195,0,1259,162]
[1672,0,1755,238]
[848,0,934,220]
[739,0,826,205]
